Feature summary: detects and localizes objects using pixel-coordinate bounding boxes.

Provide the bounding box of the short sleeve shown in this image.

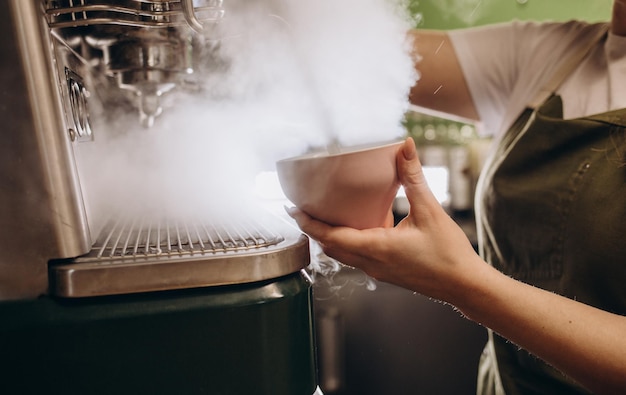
[448,20,601,137]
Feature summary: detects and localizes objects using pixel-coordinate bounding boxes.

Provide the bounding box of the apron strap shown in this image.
[528,25,609,109]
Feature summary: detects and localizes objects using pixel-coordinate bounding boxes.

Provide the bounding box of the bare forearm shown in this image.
[408,30,479,121]
[452,259,626,394]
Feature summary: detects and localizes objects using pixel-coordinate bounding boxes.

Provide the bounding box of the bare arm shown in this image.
[288,138,626,394]
[463,261,626,395]
[408,30,479,122]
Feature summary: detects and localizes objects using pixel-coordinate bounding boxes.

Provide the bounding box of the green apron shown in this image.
[475,94,626,395]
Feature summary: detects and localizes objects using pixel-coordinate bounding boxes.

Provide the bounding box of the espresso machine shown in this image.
[0,1,320,393]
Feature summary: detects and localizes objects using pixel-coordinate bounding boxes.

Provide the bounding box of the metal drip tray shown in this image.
[83,218,286,260]
[50,216,310,298]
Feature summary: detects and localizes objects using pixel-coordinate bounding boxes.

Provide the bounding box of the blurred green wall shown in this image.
[409,0,612,29]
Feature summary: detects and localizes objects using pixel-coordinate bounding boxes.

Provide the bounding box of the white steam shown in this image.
[76,0,417,233]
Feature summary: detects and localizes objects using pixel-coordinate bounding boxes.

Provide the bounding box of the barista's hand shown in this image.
[287,137,482,302]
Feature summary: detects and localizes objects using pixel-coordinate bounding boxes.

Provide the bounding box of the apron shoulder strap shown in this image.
[528,24,609,109]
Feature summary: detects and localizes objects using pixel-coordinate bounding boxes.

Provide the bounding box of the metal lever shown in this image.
[181,0,204,32]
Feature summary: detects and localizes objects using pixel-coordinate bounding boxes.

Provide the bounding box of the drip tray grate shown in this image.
[81,218,285,261]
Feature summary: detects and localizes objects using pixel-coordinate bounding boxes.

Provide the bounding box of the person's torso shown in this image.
[476,95,626,395]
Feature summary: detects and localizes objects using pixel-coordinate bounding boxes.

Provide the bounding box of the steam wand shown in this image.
[136,83,174,128]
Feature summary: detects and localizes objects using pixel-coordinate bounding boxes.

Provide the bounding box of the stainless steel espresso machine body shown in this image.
[0,1,319,393]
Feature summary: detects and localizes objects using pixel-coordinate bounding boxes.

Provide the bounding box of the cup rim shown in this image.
[276,139,404,163]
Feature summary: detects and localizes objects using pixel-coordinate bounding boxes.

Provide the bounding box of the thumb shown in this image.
[397,137,439,209]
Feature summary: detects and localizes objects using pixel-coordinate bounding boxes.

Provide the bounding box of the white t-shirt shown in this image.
[449,20,626,139]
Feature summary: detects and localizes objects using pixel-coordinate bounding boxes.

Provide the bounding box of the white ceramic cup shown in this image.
[276,140,403,229]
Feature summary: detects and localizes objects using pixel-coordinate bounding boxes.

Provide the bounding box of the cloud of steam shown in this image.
[307,241,379,297]
[76,0,417,235]
[198,0,418,152]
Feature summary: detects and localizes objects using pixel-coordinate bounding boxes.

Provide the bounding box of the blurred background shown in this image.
[411,0,611,29]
